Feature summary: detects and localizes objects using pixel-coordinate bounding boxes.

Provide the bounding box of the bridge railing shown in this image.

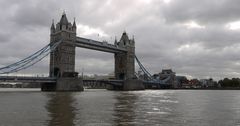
[0,76,56,83]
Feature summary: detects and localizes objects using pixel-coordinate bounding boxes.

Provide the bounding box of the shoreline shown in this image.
[148,88,240,90]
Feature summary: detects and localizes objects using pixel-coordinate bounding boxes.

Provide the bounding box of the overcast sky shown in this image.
[1,0,240,80]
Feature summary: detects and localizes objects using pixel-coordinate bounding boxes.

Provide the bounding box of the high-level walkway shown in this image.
[76,37,127,53]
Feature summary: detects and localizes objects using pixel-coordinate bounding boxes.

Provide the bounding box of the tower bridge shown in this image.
[45,13,141,91]
[0,13,172,91]
[49,13,135,80]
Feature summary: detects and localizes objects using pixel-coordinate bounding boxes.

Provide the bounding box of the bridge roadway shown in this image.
[76,37,127,53]
[0,76,124,86]
[0,76,56,83]
[0,76,171,89]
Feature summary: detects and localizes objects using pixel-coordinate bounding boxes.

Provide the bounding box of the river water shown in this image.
[0,89,240,126]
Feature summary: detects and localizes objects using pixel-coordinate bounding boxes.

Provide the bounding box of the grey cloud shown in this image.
[0,0,240,80]
[0,32,11,43]
[162,0,240,24]
[10,0,58,28]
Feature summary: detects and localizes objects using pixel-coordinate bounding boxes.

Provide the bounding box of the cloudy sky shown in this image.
[0,0,240,80]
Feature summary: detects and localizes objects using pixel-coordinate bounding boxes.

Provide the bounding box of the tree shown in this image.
[218,78,240,88]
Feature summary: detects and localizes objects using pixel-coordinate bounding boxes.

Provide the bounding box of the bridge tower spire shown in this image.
[49,13,77,78]
[50,19,55,34]
[43,13,83,91]
[73,17,76,29]
[115,31,135,80]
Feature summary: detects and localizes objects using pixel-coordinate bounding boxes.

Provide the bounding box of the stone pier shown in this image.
[41,77,84,91]
[56,78,84,91]
[123,79,145,91]
[106,79,145,91]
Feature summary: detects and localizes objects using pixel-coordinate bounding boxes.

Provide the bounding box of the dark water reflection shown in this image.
[1,89,240,126]
[45,93,76,126]
[43,90,240,126]
[113,92,138,126]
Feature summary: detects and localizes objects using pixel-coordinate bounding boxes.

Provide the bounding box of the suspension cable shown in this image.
[135,55,153,80]
[0,40,62,74]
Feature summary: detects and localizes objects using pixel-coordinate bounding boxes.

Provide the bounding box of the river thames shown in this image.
[0,89,240,126]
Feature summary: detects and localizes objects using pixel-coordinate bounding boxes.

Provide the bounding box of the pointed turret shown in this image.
[131,35,135,44]
[73,17,76,28]
[121,31,129,41]
[72,17,77,32]
[60,12,69,25]
[57,12,69,30]
[50,19,55,34]
[114,36,118,46]
[119,31,130,46]
[55,12,77,32]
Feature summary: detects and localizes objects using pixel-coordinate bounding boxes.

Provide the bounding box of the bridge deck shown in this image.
[76,37,127,53]
[0,76,56,83]
[0,76,123,86]
[0,76,171,89]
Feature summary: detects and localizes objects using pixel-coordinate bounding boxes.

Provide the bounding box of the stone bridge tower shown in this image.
[43,13,83,91]
[115,32,135,80]
[49,13,77,77]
